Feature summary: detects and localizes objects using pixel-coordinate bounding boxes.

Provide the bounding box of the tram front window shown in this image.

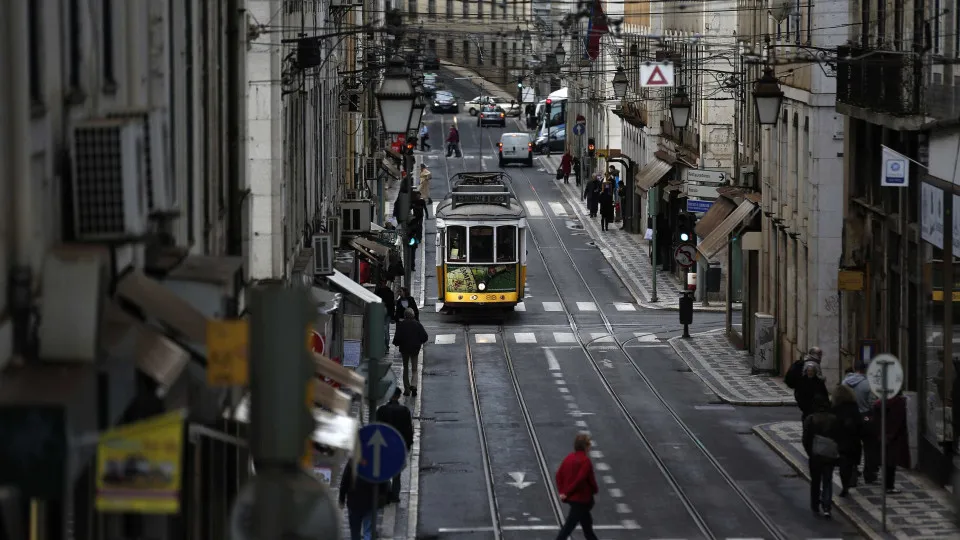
[447,226,467,262]
[496,226,517,262]
[469,226,494,263]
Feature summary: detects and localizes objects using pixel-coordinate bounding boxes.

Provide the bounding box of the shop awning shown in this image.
[325,270,382,305]
[311,287,342,315]
[100,301,189,390]
[381,159,402,180]
[229,394,359,452]
[697,200,760,262]
[350,236,391,261]
[115,269,209,345]
[634,159,673,191]
[694,196,738,239]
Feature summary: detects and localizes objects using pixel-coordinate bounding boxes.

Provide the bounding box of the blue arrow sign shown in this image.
[573,123,585,135]
[356,423,407,483]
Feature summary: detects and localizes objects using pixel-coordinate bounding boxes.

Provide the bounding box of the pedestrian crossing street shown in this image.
[512,300,638,313]
[433,331,667,346]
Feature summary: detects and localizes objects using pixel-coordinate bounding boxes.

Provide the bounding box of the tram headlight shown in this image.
[477,282,487,291]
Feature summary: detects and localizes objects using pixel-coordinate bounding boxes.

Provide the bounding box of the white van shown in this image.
[498,133,534,167]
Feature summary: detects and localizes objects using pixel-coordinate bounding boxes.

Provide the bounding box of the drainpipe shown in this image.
[8,0,35,362]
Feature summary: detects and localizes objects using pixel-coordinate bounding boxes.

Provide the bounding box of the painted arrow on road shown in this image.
[367,429,387,478]
[506,472,535,489]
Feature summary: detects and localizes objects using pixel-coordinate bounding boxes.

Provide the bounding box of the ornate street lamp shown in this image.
[753,67,784,126]
[410,93,426,131]
[554,43,566,65]
[612,66,629,100]
[375,56,417,134]
[669,86,692,129]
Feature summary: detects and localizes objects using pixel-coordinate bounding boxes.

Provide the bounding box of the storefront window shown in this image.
[469,226,494,263]
[447,226,466,262]
[496,226,517,262]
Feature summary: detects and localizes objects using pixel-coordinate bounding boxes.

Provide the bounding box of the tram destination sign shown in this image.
[452,192,510,208]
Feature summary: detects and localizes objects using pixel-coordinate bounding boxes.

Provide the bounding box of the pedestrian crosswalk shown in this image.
[434,331,667,346]
[509,300,644,314]
[518,200,572,218]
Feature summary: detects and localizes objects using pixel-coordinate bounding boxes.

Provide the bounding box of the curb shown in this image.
[752,423,887,540]
[666,336,795,407]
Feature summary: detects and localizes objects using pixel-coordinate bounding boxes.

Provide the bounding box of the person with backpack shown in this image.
[802,394,842,518]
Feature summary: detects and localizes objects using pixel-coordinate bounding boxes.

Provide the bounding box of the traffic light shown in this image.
[545,98,552,116]
[587,138,596,157]
[405,137,417,154]
[517,77,523,89]
[676,212,697,243]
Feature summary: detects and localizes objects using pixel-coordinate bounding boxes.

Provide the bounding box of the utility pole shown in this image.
[226,0,247,257]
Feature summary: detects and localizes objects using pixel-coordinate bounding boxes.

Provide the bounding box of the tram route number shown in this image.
[452,193,509,207]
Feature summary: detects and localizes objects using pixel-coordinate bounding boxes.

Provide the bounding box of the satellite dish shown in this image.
[770,0,795,22]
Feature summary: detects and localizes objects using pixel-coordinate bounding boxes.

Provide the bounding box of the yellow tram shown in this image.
[435,172,528,310]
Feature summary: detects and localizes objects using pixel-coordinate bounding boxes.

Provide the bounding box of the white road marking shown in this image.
[602,475,616,484]
[695,404,736,411]
[548,202,568,216]
[545,349,561,370]
[506,472,535,489]
[514,332,537,343]
[566,402,577,409]
[614,302,636,311]
[562,394,574,401]
[439,525,638,532]
[553,332,577,343]
[589,450,603,459]
[628,344,669,348]
[558,387,569,394]
[523,200,544,216]
[475,333,497,343]
[575,420,588,427]
[615,503,631,514]
[621,519,640,529]
[589,332,608,341]
[595,462,611,471]
[513,302,526,311]
[542,301,563,311]
[435,334,456,345]
[608,488,623,498]
[552,372,563,378]
[577,301,598,311]
[633,332,659,341]
[568,410,594,417]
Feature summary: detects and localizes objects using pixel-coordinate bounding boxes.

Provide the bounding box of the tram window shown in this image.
[447,226,467,262]
[469,226,494,263]
[496,226,517,262]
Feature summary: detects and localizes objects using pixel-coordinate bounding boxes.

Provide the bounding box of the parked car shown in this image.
[431,90,459,113]
[498,133,534,167]
[465,95,495,115]
[492,97,521,117]
[535,127,566,154]
[479,106,506,127]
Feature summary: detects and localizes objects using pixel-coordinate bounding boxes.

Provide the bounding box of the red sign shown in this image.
[311,331,341,389]
[390,134,406,153]
[645,66,669,86]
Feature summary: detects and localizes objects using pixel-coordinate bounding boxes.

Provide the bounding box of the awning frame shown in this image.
[324,270,383,305]
[693,196,738,239]
[696,200,760,262]
[634,159,674,191]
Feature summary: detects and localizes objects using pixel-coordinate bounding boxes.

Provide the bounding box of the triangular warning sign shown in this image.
[646,66,669,86]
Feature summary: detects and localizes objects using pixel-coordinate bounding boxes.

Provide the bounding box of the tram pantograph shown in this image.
[435,172,528,311]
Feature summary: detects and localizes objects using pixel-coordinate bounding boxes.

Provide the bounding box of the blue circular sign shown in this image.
[573,123,585,135]
[356,423,408,483]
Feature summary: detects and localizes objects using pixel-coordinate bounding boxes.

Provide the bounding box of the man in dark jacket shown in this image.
[376,388,415,503]
[374,280,395,350]
[394,288,419,322]
[802,395,841,518]
[339,460,387,540]
[393,308,428,396]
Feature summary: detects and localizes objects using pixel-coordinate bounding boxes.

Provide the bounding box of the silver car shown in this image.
[478,106,506,127]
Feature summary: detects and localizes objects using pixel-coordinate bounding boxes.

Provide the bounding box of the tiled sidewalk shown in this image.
[538,153,729,313]
[669,329,795,406]
[755,421,960,540]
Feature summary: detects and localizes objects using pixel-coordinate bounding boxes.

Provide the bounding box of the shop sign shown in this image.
[838,270,864,291]
[881,146,910,187]
[921,182,944,249]
[96,410,186,514]
[206,320,250,387]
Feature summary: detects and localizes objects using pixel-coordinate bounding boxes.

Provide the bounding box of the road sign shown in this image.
[573,115,586,135]
[685,184,720,199]
[640,62,675,87]
[521,87,535,104]
[686,199,714,213]
[867,354,904,398]
[684,169,725,184]
[881,146,909,187]
[356,423,408,483]
[674,243,697,268]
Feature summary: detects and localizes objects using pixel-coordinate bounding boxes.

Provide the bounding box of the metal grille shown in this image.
[72,123,130,238]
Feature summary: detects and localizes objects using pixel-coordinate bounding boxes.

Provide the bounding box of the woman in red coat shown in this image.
[554,433,599,540]
[559,152,573,184]
[872,391,910,493]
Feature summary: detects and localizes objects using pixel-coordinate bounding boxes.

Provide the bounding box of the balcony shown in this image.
[836,46,925,127]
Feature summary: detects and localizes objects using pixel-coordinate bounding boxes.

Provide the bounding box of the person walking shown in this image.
[585,176,601,217]
[394,287,419,322]
[559,151,573,184]
[339,459,388,540]
[843,361,876,483]
[872,390,910,493]
[446,125,461,157]
[554,433,599,540]
[831,383,864,496]
[419,124,430,151]
[794,360,829,422]
[572,156,582,186]
[785,346,824,387]
[376,387,414,504]
[374,279,396,350]
[393,308,427,396]
[802,394,842,518]
[598,184,614,232]
[418,163,433,205]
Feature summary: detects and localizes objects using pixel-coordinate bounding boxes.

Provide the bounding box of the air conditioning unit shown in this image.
[108,109,174,211]
[365,157,376,181]
[341,201,373,234]
[70,118,149,240]
[313,234,334,276]
[344,189,361,201]
[326,216,342,247]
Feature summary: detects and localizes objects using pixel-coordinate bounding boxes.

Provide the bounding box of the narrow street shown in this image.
[407,73,861,540]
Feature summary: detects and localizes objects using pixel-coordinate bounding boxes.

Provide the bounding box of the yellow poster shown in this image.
[95,410,186,514]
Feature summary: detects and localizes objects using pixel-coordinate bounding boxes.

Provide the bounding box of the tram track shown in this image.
[488,131,788,540]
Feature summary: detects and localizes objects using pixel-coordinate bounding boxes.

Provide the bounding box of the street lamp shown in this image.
[612,66,628,100]
[375,56,417,134]
[554,43,566,65]
[410,93,426,131]
[669,86,692,129]
[753,67,784,126]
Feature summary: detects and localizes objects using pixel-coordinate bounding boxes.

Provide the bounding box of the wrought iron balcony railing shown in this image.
[836,46,925,117]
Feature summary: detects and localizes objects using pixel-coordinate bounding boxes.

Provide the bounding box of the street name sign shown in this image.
[357,423,407,483]
[686,199,714,213]
[686,183,720,199]
[640,62,675,87]
[684,169,725,184]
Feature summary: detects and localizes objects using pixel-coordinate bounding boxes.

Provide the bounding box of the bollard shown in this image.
[679,292,693,338]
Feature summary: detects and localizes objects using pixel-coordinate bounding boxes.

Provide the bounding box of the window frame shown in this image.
[468,225,495,264]
[27,0,45,115]
[495,225,518,263]
[446,225,468,263]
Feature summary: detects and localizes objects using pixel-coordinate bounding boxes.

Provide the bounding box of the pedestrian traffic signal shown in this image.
[587,138,596,157]
[517,77,523,89]
[676,211,697,243]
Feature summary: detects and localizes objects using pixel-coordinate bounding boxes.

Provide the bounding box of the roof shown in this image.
[435,200,526,220]
[437,172,526,219]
